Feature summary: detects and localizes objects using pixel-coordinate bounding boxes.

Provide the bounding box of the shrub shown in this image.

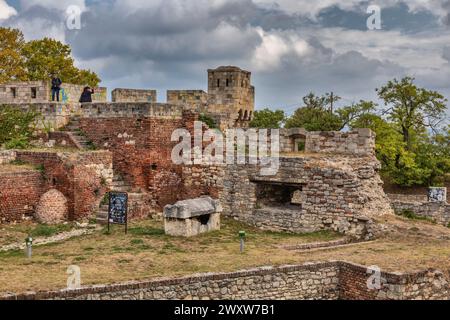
[0,105,39,149]
[198,113,217,129]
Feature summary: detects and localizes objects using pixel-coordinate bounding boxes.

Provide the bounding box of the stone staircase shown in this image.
[63,116,92,150]
[96,175,148,224]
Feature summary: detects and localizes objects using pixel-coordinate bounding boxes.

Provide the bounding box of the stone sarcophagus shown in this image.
[163,196,221,237]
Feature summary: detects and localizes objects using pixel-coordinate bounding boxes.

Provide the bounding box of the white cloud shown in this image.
[0,0,17,20]
[19,0,86,12]
[255,0,448,19]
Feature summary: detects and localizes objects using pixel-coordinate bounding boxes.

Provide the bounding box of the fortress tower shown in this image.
[207,66,255,125]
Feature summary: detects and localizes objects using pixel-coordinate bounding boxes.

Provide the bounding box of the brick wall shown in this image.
[1,261,448,300]
[77,109,211,211]
[339,262,449,300]
[0,170,44,223]
[15,151,113,221]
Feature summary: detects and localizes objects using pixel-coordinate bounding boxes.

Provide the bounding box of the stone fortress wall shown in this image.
[1,261,448,300]
[0,81,107,104]
[112,88,157,103]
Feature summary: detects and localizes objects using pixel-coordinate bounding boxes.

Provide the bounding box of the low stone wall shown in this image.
[112,89,157,103]
[387,193,428,203]
[1,262,341,300]
[1,261,448,300]
[390,199,450,226]
[251,208,373,240]
[0,169,44,223]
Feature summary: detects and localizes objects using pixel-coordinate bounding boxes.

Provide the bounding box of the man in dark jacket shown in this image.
[79,86,95,103]
[51,75,62,102]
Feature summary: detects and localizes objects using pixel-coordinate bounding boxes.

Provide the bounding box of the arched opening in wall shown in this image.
[217,79,220,87]
[289,134,306,152]
[244,110,248,121]
[238,109,243,120]
[226,79,229,87]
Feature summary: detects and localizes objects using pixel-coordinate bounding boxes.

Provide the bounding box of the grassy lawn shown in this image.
[0,222,77,247]
[0,216,449,294]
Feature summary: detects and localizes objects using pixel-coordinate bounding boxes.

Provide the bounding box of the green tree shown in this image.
[22,37,100,86]
[285,92,343,131]
[377,77,447,150]
[285,106,342,131]
[249,108,285,128]
[336,100,377,130]
[0,27,28,83]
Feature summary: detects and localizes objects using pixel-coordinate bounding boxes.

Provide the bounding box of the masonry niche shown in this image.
[255,182,305,209]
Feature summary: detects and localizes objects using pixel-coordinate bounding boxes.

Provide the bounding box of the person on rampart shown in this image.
[79,86,95,103]
[51,74,62,102]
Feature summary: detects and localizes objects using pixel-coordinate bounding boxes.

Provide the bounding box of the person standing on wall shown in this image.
[79,86,95,103]
[51,74,62,102]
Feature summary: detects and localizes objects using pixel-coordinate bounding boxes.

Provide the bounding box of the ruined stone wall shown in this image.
[389,195,450,226]
[0,169,45,223]
[167,90,208,107]
[220,156,392,239]
[2,261,448,300]
[112,89,157,103]
[14,151,113,221]
[305,129,375,156]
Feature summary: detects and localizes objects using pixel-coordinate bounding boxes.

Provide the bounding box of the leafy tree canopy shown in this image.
[249,108,286,129]
[0,28,101,87]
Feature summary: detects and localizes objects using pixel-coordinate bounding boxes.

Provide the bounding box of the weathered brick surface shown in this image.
[0,170,44,223]
[339,262,449,300]
[13,151,113,221]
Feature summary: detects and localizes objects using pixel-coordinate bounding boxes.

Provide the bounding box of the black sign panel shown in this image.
[108,192,128,233]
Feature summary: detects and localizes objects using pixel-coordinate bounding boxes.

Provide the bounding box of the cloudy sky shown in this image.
[1,0,450,115]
